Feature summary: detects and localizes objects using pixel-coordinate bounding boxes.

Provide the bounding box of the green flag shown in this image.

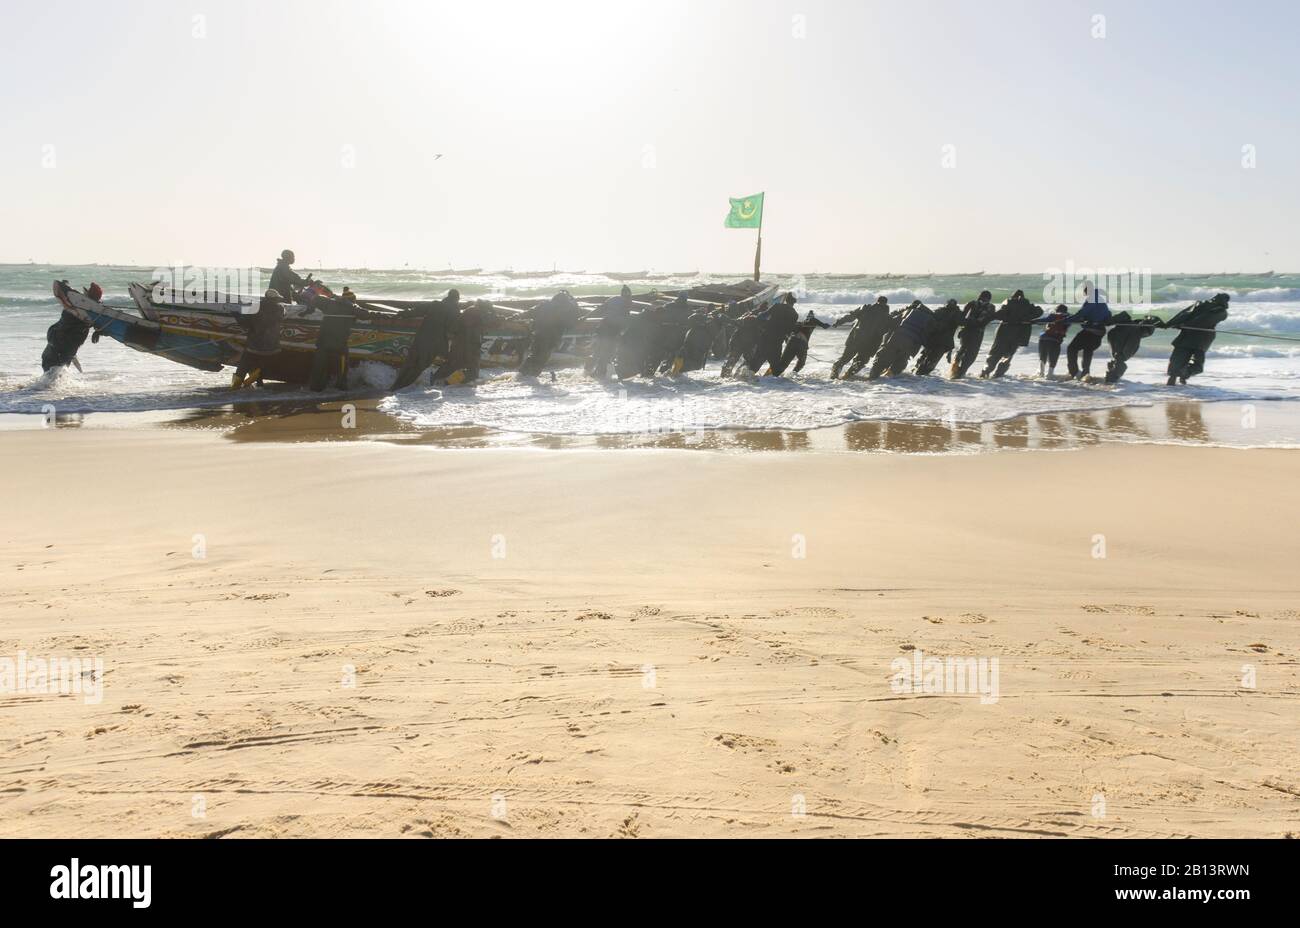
[724,192,764,229]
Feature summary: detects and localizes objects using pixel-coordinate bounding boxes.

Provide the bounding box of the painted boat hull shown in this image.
[54,279,779,386]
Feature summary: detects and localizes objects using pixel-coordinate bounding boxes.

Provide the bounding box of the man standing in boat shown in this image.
[269,249,306,304]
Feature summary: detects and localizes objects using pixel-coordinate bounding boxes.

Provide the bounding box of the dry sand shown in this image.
[1,427,1297,837]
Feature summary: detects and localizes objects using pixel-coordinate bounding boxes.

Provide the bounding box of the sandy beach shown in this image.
[2,424,1297,838]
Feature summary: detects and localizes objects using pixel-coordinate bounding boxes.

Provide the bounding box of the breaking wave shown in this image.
[1156,284,1300,303]
[791,287,937,305]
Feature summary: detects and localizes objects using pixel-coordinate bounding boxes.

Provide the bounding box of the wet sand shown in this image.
[1,426,1297,837]
[6,397,1299,454]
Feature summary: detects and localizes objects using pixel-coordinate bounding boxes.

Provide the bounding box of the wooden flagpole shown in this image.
[753,200,764,282]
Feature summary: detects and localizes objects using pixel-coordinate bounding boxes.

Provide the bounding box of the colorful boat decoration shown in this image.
[53,278,779,386]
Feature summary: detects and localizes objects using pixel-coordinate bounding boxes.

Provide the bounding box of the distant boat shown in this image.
[604,270,647,281]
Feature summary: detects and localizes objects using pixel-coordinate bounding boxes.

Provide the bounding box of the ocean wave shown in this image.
[1156,284,1300,303]
[376,352,1300,436]
[793,287,937,305]
[1208,344,1300,359]
[0,293,62,306]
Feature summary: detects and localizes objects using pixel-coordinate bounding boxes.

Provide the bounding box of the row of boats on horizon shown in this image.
[3,264,1295,282]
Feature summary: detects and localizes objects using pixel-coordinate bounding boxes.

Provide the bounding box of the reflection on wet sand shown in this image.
[0,411,90,429]
[137,398,1300,453]
[165,398,422,443]
[991,418,1029,450]
[1103,407,1143,439]
[1166,402,1209,442]
[845,420,968,454]
[1028,413,1070,449]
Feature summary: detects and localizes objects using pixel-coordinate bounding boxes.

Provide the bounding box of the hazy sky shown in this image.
[2,0,1297,272]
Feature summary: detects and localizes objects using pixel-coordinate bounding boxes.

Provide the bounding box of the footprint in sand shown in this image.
[617,813,642,838]
[925,613,989,625]
[797,606,843,618]
[85,724,123,739]
[1058,669,1095,681]
[1081,604,1155,616]
[714,732,776,753]
[246,636,285,649]
[425,589,461,598]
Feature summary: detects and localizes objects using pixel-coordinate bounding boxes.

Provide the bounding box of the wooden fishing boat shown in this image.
[53,278,779,386]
